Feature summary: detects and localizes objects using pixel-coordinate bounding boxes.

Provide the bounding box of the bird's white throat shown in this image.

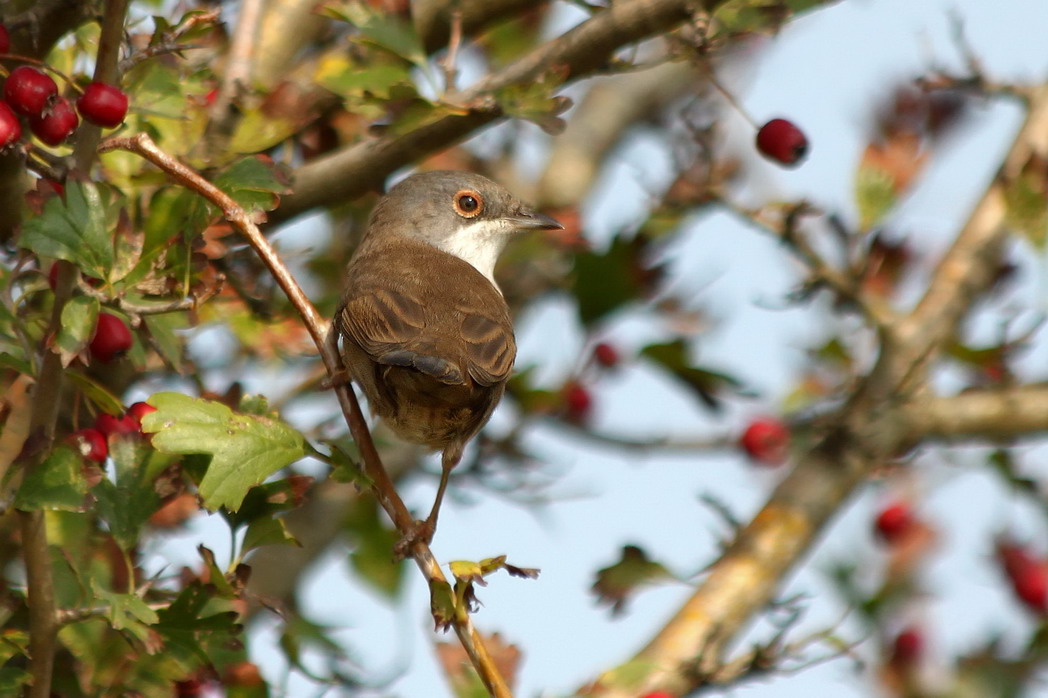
[433,218,513,291]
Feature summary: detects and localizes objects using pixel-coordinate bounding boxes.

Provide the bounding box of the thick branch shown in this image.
[271,0,700,223]
[906,384,1048,441]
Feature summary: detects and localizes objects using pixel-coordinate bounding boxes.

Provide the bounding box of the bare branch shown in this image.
[906,384,1048,442]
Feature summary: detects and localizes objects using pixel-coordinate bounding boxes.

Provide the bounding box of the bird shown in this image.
[333,170,562,546]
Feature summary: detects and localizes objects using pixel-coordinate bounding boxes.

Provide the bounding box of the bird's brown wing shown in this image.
[459,309,515,387]
[337,241,515,388]
[338,286,466,385]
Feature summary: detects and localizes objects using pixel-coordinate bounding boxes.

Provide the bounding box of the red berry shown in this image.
[0,25,9,54]
[593,342,620,368]
[564,382,593,421]
[126,401,158,432]
[640,693,676,698]
[755,118,809,167]
[890,626,923,667]
[95,412,137,438]
[89,312,133,363]
[4,65,57,117]
[71,428,107,463]
[30,96,78,145]
[739,416,790,466]
[77,82,128,128]
[997,540,1048,614]
[874,501,916,544]
[0,101,17,148]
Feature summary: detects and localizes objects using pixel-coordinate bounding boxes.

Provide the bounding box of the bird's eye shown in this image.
[453,190,483,218]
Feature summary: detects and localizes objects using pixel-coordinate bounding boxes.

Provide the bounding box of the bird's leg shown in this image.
[393,445,461,559]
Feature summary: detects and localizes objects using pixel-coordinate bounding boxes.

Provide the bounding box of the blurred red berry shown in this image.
[640,693,676,698]
[874,501,916,544]
[564,382,593,422]
[890,625,924,667]
[0,24,9,54]
[997,540,1048,614]
[0,102,19,147]
[739,417,790,466]
[755,118,809,167]
[77,82,128,127]
[593,342,620,368]
[30,96,78,145]
[95,412,137,438]
[4,65,57,117]
[71,428,107,463]
[89,312,132,363]
[126,401,158,432]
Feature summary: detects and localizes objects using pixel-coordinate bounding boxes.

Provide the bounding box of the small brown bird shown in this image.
[334,170,561,544]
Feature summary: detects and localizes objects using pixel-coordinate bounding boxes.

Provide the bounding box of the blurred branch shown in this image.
[254,0,331,89]
[414,0,544,53]
[272,0,704,223]
[583,77,1048,698]
[98,133,514,698]
[906,384,1048,441]
[537,60,698,208]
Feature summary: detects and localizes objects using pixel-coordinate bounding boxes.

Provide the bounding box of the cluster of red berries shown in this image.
[69,401,158,464]
[0,25,128,149]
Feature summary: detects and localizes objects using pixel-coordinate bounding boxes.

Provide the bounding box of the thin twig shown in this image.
[441,9,464,95]
[97,132,514,698]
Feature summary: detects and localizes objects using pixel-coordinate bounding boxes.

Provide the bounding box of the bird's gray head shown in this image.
[367,170,562,287]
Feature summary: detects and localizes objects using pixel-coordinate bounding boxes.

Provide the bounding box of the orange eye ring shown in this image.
[453,189,483,218]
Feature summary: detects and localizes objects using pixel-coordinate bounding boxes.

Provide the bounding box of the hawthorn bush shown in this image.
[1,2,1047,697]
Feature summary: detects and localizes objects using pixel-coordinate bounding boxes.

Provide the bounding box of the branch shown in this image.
[905,384,1048,441]
[18,4,131,696]
[582,78,1048,698]
[271,0,701,224]
[98,133,514,698]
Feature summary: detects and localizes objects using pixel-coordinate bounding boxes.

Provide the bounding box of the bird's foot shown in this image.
[392,518,437,560]
[320,368,350,390]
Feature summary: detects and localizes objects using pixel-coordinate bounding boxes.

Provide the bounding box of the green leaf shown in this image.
[325,3,428,70]
[641,340,745,411]
[1003,157,1048,248]
[591,544,673,616]
[212,156,289,216]
[0,667,30,694]
[55,296,100,368]
[19,180,118,279]
[854,165,897,232]
[142,312,187,373]
[14,446,90,511]
[65,370,125,416]
[572,236,656,326]
[94,437,170,548]
[142,392,306,511]
[345,499,405,598]
[242,516,299,555]
[155,581,241,668]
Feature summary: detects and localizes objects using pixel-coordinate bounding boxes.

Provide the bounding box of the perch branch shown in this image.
[97,132,514,698]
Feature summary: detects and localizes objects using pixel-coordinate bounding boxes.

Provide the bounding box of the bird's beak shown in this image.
[506,210,564,231]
